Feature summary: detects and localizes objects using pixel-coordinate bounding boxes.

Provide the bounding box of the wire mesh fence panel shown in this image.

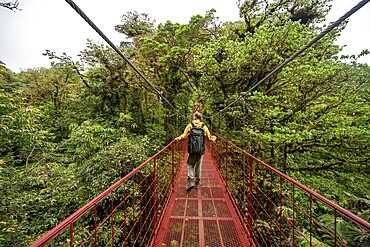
[31,141,186,247]
[208,134,370,247]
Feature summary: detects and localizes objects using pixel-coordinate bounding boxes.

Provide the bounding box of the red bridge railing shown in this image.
[209,134,370,247]
[30,134,370,246]
[30,140,186,247]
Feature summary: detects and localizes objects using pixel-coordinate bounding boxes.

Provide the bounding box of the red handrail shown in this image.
[30,140,186,247]
[209,133,370,246]
[30,133,369,246]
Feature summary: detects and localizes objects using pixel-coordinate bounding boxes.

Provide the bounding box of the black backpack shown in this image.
[188,123,206,155]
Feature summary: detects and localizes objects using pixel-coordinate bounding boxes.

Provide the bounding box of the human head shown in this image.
[193,111,202,121]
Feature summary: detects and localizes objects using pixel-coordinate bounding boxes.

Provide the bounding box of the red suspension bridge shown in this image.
[31,133,370,247]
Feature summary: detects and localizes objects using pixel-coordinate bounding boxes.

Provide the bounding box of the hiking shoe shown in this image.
[186,180,195,192]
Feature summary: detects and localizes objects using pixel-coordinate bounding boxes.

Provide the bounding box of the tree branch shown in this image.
[0,0,21,12]
[288,162,342,172]
[301,148,369,164]
[43,50,95,93]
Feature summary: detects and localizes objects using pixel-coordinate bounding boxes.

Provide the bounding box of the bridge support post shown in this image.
[111,192,115,247]
[69,223,73,247]
[225,142,228,189]
[248,156,253,230]
[216,138,219,168]
[153,157,157,227]
[94,204,98,246]
[171,142,175,188]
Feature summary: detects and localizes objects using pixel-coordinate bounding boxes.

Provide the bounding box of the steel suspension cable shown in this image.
[65,0,182,115]
[210,0,370,117]
[242,96,246,149]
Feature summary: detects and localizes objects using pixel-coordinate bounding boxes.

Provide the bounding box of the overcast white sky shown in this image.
[0,0,369,72]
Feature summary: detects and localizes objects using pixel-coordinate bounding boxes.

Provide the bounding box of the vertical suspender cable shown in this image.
[176,113,179,136]
[218,112,222,135]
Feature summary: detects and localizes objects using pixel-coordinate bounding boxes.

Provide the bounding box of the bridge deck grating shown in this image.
[154,149,250,247]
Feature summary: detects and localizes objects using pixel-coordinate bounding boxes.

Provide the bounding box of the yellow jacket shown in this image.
[175,120,216,141]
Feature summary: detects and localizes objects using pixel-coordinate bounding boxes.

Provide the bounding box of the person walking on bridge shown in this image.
[175,111,216,192]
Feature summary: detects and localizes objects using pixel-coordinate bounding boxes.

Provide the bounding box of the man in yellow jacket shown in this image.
[175,111,216,191]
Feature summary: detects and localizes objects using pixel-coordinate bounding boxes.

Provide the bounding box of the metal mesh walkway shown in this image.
[154,149,250,247]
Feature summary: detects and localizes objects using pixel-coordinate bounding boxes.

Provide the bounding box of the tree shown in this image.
[195,0,369,208]
[115,11,156,39]
[19,65,83,140]
[238,0,332,34]
[1,1,369,245]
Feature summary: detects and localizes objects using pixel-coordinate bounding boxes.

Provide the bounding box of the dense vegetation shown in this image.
[1,0,369,245]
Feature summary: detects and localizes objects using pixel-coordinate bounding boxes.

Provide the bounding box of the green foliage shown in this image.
[67,120,117,161]
[76,133,151,201]
[1,0,369,245]
[238,0,332,33]
[0,89,51,165]
[319,214,370,246]
[296,229,330,247]
[115,11,156,38]
[0,163,79,246]
[195,8,369,215]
